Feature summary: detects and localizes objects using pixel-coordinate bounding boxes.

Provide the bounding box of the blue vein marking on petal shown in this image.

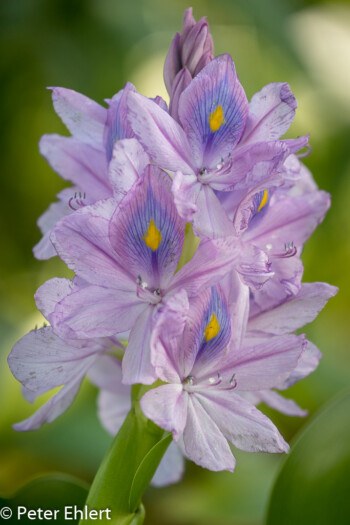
[196,286,231,364]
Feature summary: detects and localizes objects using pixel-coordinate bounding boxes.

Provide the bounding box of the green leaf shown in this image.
[266,388,350,525]
[129,433,172,512]
[0,474,88,524]
[82,404,170,524]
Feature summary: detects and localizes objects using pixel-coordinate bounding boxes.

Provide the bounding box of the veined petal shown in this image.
[209,140,288,193]
[197,390,289,453]
[250,255,304,316]
[236,242,274,289]
[188,286,232,377]
[108,138,149,203]
[35,277,76,321]
[277,340,322,390]
[219,334,305,391]
[39,135,110,200]
[122,305,156,385]
[140,384,188,441]
[172,171,199,222]
[51,198,134,289]
[51,285,146,340]
[181,394,236,471]
[248,282,338,335]
[192,185,234,238]
[151,290,189,384]
[240,82,297,145]
[8,326,101,393]
[127,91,194,173]
[104,82,136,161]
[170,237,240,297]
[244,190,331,248]
[109,166,186,289]
[178,54,248,168]
[232,175,282,234]
[50,87,106,146]
[220,271,250,351]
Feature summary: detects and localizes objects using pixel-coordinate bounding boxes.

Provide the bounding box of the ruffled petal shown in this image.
[240,82,297,144]
[50,87,106,146]
[278,340,322,390]
[172,171,199,222]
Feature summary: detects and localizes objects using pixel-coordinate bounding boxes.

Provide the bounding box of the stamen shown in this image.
[296,143,312,159]
[68,192,87,211]
[273,241,297,258]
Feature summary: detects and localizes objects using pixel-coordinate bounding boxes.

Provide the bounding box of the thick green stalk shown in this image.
[80,385,171,524]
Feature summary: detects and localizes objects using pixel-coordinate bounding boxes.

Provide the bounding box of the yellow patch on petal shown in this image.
[143,218,162,251]
[204,313,220,341]
[257,189,269,213]
[209,105,225,132]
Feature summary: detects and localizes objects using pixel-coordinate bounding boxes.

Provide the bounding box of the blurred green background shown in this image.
[1,0,350,523]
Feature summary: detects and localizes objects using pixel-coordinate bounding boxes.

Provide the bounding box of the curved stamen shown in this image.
[296,143,312,159]
[68,192,87,211]
[272,241,297,259]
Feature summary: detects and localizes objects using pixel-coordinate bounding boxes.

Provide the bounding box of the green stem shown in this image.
[80,385,171,524]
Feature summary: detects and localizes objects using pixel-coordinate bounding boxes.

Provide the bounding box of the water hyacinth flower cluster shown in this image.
[9,6,337,488]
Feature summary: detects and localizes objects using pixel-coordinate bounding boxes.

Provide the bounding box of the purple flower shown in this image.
[231,162,331,310]
[43,165,240,384]
[243,272,338,416]
[141,284,306,471]
[35,83,164,259]
[128,56,307,239]
[164,7,214,121]
[7,277,120,431]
